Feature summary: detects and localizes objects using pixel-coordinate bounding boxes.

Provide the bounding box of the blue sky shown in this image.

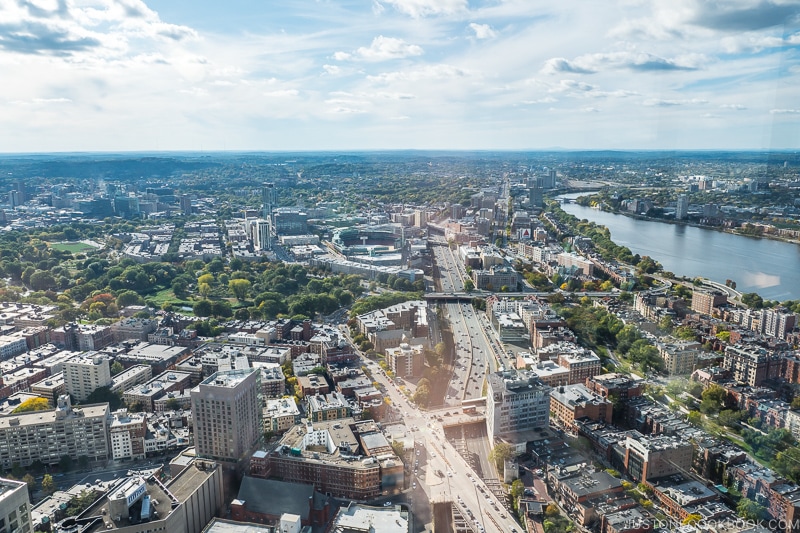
[1,0,799,151]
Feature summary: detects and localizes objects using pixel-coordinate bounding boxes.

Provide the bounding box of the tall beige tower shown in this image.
[191,367,261,463]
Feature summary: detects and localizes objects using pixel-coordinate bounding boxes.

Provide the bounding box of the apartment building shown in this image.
[550,384,613,430]
[384,343,424,378]
[0,395,110,469]
[191,368,262,464]
[252,418,403,500]
[722,344,783,387]
[307,392,351,423]
[691,290,727,316]
[30,373,65,405]
[109,410,147,460]
[63,352,112,401]
[658,340,701,375]
[264,397,302,435]
[624,433,693,482]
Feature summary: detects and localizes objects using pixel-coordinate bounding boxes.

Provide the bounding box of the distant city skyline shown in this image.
[2,0,799,152]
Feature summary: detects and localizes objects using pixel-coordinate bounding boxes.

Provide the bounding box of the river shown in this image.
[557,193,800,301]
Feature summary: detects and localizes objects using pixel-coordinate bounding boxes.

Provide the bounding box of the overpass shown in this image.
[424,291,620,302]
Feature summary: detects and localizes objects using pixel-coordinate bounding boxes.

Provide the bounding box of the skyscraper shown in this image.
[191,368,262,464]
[529,185,544,209]
[255,219,272,251]
[261,183,277,221]
[676,194,689,220]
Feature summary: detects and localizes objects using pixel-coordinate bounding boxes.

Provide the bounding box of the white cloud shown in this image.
[550,79,596,93]
[368,64,472,83]
[0,0,197,59]
[644,98,708,107]
[322,64,341,75]
[379,0,467,18]
[770,108,800,114]
[355,36,423,61]
[720,103,747,110]
[544,51,704,75]
[333,51,352,61]
[541,58,595,75]
[468,23,496,40]
[264,89,300,97]
[522,97,557,104]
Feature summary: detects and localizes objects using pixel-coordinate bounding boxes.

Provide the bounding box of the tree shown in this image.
[774,447,800,483]
[30,270,57,291]
[228,279,252,301]
[737,497,766,521]
[683,514,703,525]
[197,273,215,286]
[66,489,98,516]
[510,479,525,501]
[59,455,74,472]
[12,397,50,413]
[41,474,56,495]
[22,473,35,494]
[718,409,743,428]
[463,279,475,292]
[192,299,213,317]
[110,361,124,376]
[211,300,233,318]
[198,282,211,298]
[687,411,702,426]
[488,442,515,471]
[391,440,405,457]
[83,386,123,410]
[115,290,144,308]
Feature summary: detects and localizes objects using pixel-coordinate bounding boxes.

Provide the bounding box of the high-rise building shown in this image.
[0,395,110,469]
[675,194,689,220]
[255,219,272,251]
[529,185,543,209]
[0,477,31,533]
[761,308,797,340]
[180,194,193,215]
[691,289,727,316]
[384,343,424,378]
[191,368,262,463]
[262,183,278,221]
[15,180,26,204]
[64,352,112,402]
[8,190,20,208]
[486,370,550,445]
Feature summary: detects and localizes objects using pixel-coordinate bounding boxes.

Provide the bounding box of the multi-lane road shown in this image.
[366,357,522,533]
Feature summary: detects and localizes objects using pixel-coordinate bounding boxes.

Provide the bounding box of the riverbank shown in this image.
[593,203,800,248]
[556,195,800,300]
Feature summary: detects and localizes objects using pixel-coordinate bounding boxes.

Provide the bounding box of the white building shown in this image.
[0,478,31,533]
[486,370,551,450]
[63,352,112,401]
[255,219,272,251]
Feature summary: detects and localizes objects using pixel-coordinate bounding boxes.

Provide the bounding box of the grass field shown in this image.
[50,242,97,253]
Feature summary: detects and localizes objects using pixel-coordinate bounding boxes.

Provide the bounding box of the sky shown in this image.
[1,0,800,152]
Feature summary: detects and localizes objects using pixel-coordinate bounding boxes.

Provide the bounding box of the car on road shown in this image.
[384,501,393,507]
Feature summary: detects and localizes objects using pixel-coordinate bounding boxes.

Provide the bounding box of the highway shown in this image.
[432,242,504,407]
[365,357,522,533]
